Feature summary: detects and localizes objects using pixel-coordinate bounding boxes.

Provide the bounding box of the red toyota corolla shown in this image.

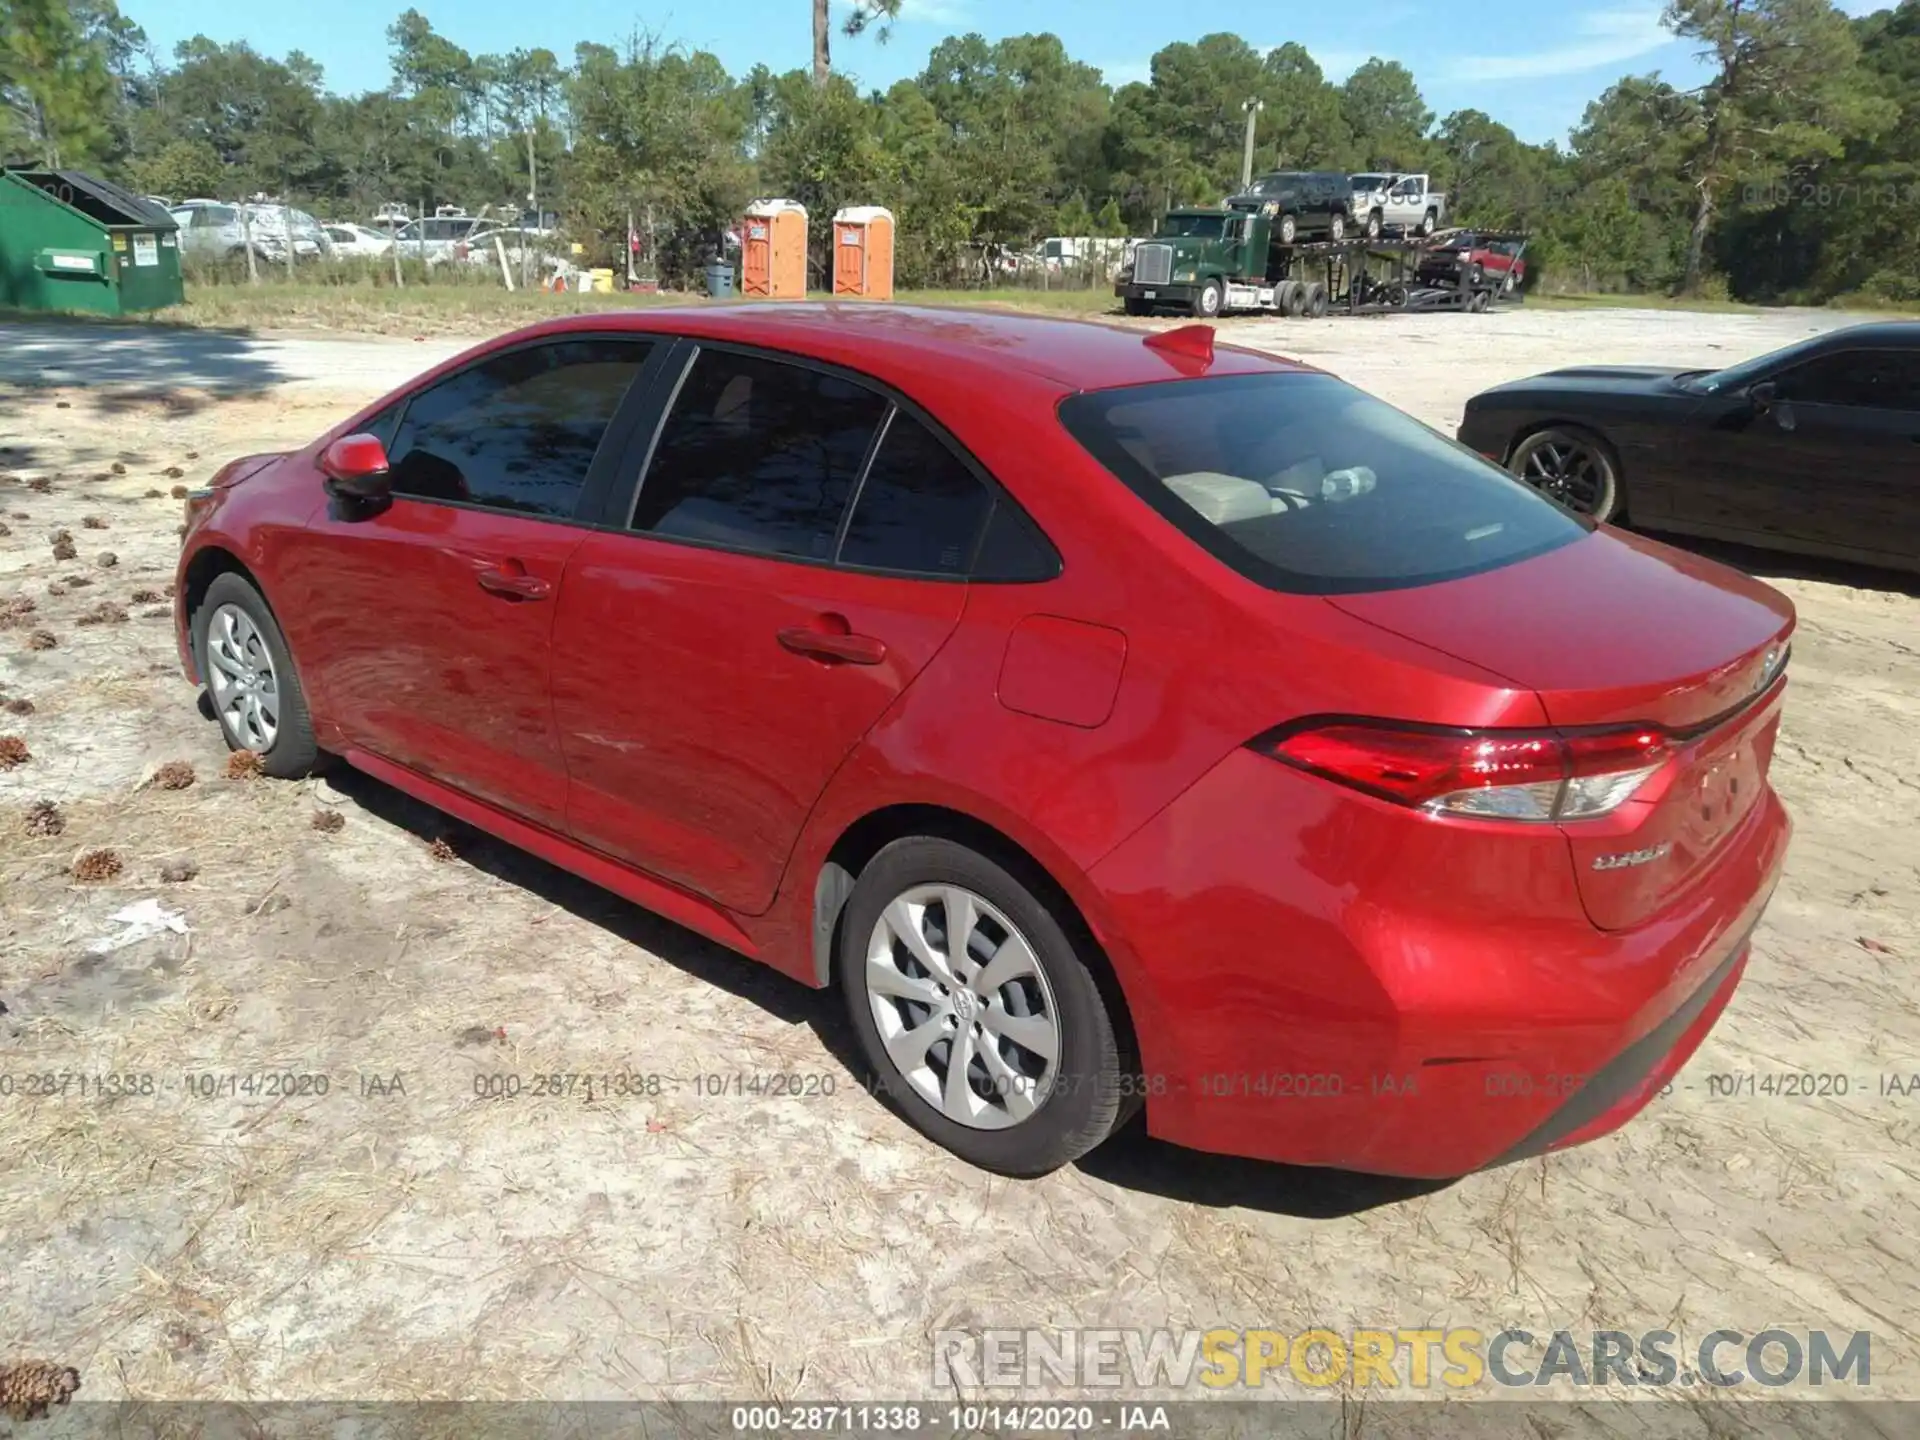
[174,305,1792,1178]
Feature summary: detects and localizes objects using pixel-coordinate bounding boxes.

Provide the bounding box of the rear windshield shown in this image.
[1058,372,1588,595]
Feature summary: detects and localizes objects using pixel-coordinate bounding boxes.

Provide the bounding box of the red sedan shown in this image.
[174,305,1792,1177]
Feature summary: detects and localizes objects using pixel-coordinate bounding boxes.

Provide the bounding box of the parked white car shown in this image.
[169,202,330,263]
[323,222,394,258]
[1351,173,1447,238]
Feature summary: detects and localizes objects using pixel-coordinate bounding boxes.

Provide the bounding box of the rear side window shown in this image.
[1059,372,1586,594]
[384,339,653,517]
[632,349,889,560]
[838,414,993,575]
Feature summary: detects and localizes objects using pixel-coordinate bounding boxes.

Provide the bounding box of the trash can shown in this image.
[704,262,734,299]
[0,168,184,315]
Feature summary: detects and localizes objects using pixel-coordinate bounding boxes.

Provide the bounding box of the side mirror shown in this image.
[321,433,392,501]
[1748,381,1777,415]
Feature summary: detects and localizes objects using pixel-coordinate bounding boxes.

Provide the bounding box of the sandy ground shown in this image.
[1,305,1917,1424]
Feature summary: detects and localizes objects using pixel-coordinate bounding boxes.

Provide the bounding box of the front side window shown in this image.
[1158,215,1224,239]
[1779,350,1920,411]
[384,339,653,517]
[1060,372,1587,594]
[632,350,889,560]
[838,414,994,574]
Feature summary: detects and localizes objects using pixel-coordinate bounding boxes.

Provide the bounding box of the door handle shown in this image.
[476,566,551,601]
[777,625,886,666]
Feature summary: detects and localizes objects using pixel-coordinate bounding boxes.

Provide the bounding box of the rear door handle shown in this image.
[777,626,886,666]
[476,566,551,601]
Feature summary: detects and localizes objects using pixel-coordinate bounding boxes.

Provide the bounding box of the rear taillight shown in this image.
[1260,721,1669,822]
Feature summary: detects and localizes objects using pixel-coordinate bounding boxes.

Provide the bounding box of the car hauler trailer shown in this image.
[1117,199,1527,318]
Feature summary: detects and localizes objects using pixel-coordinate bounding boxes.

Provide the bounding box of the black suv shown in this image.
[1236,171,1355,243]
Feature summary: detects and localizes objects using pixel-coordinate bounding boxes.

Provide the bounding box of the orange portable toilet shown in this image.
[741,198,808,299]
[832,206,895,300]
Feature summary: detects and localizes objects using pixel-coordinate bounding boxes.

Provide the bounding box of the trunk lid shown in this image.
[1329,528,1794,929]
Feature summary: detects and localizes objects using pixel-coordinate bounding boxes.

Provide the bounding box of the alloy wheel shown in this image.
[864,883,1063,1130]
[204,602,281,751]
[1514,434,1611,515]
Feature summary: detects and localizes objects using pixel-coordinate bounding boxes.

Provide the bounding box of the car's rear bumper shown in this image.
[1088,748,1791,1178]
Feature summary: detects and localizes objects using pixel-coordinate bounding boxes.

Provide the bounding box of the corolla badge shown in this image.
[1592,841,1674,872]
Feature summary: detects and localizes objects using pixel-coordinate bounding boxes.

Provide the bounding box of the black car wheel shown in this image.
[1508,426,1622,521]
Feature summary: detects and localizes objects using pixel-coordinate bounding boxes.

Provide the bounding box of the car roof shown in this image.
[504,304,1308,394]
[1823,320,1920,346]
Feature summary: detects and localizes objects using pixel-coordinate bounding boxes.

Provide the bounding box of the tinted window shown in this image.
[384,339,652,517]
[632,350,889,560]
[1059,372,1586,595]
[1780,350,1920,410]
[839,414,993,574]
[1158,215,1225,239]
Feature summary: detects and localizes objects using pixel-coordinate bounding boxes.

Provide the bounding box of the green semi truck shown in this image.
[1115,192,1517,319]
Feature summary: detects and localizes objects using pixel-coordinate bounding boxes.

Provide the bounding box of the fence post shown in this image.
[283,203,296,281]
[495,234,515,291]
[240,203,259,285]
[392,220,404,288]
[418,199,428,277]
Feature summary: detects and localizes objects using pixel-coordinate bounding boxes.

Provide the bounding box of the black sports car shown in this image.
[1457,321,1920,575]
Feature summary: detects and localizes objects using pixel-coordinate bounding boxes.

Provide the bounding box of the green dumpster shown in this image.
[0,168,185,315]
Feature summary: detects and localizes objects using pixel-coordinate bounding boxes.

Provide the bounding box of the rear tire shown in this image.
[1418,209,1437,237]
[190,572,321,779]
[1365,209,1383,239]
[1305,281,1329,318]
[839,837,1128,1176]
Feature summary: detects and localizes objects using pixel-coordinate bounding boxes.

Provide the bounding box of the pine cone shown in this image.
[0,1360,81,1419]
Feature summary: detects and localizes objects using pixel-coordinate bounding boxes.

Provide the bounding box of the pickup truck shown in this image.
[1353,173,1446,237]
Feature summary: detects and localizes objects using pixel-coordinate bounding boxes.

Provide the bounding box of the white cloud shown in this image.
[1095,59,1153,86]
[1440,4,1673,82]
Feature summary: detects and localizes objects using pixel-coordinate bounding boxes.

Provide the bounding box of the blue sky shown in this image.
[128,0,1889,145]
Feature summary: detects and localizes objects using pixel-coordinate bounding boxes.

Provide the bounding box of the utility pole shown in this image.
[1241,98,1265,191]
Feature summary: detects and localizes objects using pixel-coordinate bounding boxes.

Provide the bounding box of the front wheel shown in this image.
[1507,426,1622,521]
[1365,210,1383,239]
[1277,213,1298,245]
[1327,212,1346,243]
[1192,278,1223,319]
[191,572,321,778]
[1122,297,1153,316]
[840,838,1129,1176]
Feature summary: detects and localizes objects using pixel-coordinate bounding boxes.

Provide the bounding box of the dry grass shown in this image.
[148,760,196,791]
[168,485,188,500]
[82,515,109,530]
[159,857,199,883]
[311,808,346,833]
[51,537,76,561]
[3,696,34,715]
[427,835,459,862]
[0,734,29,769]
[25,630,57,650]
[70,847,123,882]
[224,750,264,780]
[162,465,184,479]
[143,488,162,499]
[94,552,118,570]
[23,799,64,837]
[27,476,51,493]
[76,603,128,626]
[131,588,163,604]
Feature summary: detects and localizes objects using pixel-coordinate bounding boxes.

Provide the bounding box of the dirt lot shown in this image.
[2,304,1917,1422]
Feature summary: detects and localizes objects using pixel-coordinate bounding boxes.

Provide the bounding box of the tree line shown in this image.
[4,0,1919,300]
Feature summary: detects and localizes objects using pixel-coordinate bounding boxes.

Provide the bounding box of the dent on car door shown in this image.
[551,343,1005,915]
[283,337,660,826]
